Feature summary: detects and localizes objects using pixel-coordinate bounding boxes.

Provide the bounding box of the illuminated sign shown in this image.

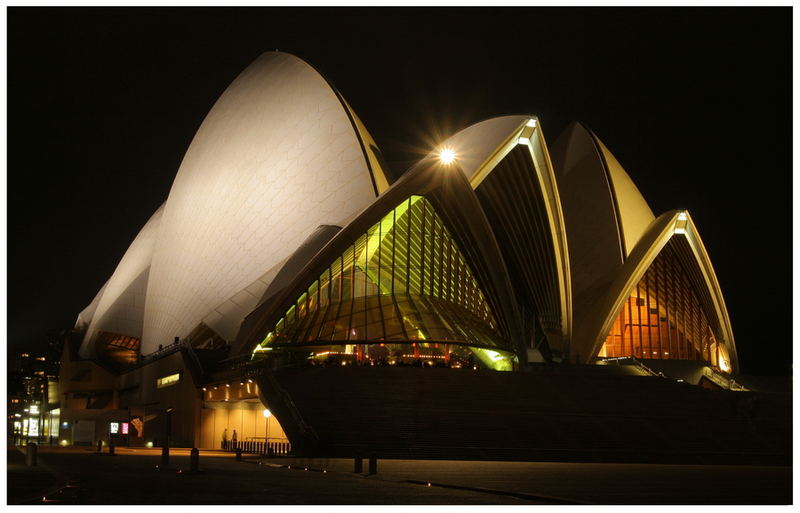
[121,422,129,435]
[28,419,39,437]
[110,422,119,434]
[131,417,144,437]
[156,373,180,389]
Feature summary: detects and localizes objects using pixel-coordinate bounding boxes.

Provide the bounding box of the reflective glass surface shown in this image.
[599,242,729,371]
[253,196,516,370]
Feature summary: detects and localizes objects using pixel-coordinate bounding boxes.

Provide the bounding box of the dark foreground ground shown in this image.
[7,445,792,505]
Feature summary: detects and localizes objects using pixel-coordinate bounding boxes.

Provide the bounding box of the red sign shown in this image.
[121,422,129,435]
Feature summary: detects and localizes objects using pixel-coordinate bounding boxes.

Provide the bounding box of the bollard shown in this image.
[96,440,102,453]
[190,448,199,472]
[353,455,363,473]
[26,442,38,467]
[235,448,243,461]
[368,454,377,475]
[108,444,115,456]
[161,446,169,467]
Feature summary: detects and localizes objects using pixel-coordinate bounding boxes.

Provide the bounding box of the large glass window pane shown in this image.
[600,242,725,371]
[253,195,509,361]
[383,296,406,340]
[349,296,367,340]
[364,296,384,340]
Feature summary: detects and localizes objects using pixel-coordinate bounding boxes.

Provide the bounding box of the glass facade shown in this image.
[598,242,729,371]
[253,195,517,371]
[95,330,140,367]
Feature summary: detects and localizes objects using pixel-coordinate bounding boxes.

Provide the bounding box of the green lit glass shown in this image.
[254,195,514,368]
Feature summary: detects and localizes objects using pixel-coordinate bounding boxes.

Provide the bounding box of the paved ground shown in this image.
[6,446,525,505]
[7,446,59,504]
[262,456,792,504]
[6,445,792,504]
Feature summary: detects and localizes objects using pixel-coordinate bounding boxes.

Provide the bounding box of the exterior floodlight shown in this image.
[263,409,272,418]
[439,148,456,164]
[526,119,537,127]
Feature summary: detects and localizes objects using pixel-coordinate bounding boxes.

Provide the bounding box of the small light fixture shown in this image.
[438,148,456,164]
[263,409,272,418]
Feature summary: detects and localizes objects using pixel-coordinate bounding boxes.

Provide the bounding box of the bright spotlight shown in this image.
[439,148,456,164]
[263,409,272,418]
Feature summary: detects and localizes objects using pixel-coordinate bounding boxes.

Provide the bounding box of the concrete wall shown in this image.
[59,342,117,409]
[57,408,130,445]
[119,351,201,447]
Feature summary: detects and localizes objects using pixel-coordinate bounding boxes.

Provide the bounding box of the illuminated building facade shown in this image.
[61,52,748,456]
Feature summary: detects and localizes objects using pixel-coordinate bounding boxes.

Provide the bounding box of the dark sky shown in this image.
[8,7,791,375]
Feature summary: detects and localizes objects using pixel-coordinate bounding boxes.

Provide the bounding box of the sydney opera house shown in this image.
[55,52,788,463]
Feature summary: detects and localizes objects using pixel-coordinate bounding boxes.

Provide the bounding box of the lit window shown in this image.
[156,373,181,389]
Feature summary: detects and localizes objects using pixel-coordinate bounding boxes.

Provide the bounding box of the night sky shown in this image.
[7,8,791,375]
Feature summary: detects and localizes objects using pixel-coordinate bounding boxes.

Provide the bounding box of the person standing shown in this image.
[221,428,228,449]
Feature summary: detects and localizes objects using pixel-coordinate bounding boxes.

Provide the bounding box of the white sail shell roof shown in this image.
[141,52,378,353]
[79,205,164,357]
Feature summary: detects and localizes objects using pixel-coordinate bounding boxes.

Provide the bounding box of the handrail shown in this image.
[702,366,747,391]
[599,356,747,391]
[221,439,292,456]
[598,356,663,378]
[260,369,320,446]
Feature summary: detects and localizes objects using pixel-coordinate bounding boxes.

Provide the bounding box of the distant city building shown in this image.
[56,53,761,460]
[8,349,60,444]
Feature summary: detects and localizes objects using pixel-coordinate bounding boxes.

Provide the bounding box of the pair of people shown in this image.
[221,428,238,448]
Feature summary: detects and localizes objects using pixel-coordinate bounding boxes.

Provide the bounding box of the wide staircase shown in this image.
[263,365,791,464]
